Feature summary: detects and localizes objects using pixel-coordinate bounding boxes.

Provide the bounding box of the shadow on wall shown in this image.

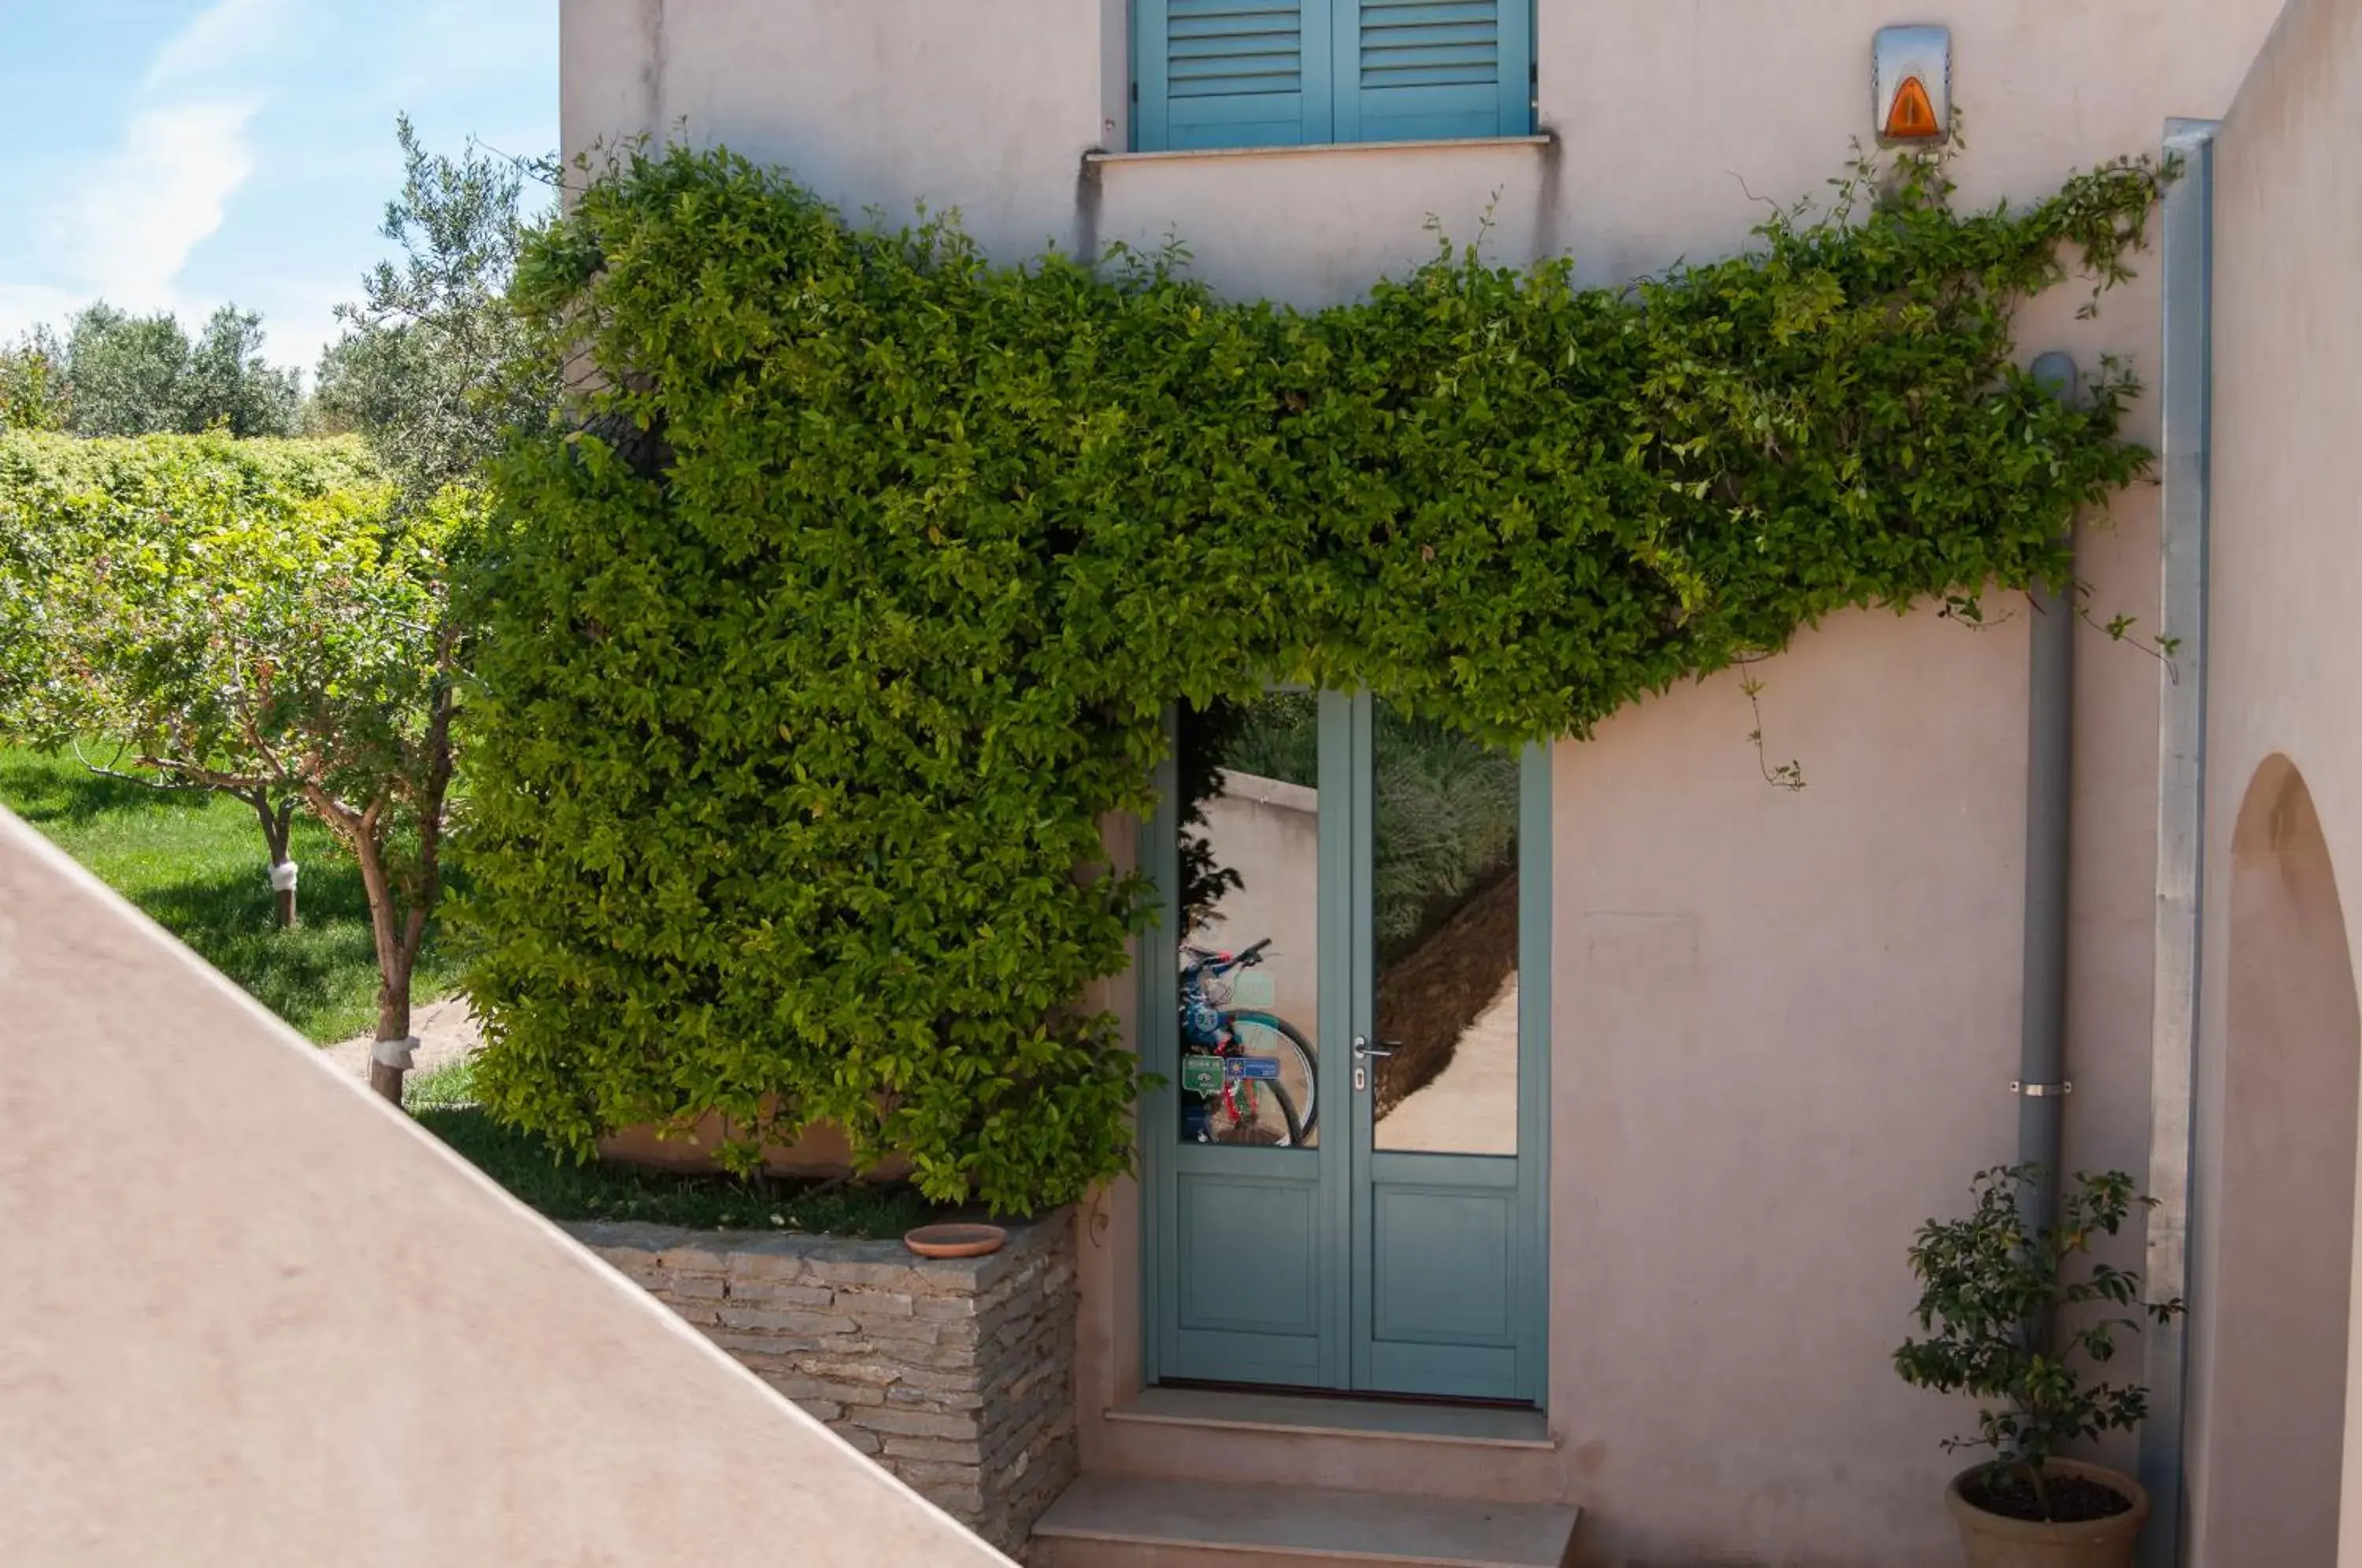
[2201,755,2360,1565]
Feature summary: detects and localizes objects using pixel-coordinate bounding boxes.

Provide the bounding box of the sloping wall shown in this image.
[2190,2,2362,1560]
[0,808,1008,1567]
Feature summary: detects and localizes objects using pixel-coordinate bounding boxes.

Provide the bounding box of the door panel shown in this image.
[1367,697,1524,1156]
[1365,1337,1523,1402]
[1178,1167,1321,1335]
[1372,1185,1515,1342]
[1150,693,1347,1389]
[1349,694,1549,1406]
[1146,691,1545,1404]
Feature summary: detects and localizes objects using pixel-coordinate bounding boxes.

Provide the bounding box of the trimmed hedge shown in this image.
[0,431,381,508]
[0,434,391,744]
[460,143,2163,1213]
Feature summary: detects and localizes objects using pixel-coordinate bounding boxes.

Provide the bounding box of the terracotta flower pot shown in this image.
[903,1222,1006,1259]
[1944,1459,2150,1568]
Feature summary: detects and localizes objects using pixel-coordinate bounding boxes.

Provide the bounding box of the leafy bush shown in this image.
[0,432,476,1095]
[461,141,2164,1215]
[1895,1167,2180,1519]
[0,430,380,512]
[0,433,386,756]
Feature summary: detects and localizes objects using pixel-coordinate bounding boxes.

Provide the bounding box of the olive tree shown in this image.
[313,115,557,505]
[56,302,301,438]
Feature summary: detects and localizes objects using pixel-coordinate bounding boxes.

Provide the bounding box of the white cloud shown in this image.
[58,100,258,316]
[143,0,287,91]
[6,0,290,330]
[0,0,553,372]
[0,282,87,345]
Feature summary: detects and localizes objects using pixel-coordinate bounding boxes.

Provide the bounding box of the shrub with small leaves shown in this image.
[0,431,479,1102]
[459,140,2168,1215]
[1895,1166,2182,1519]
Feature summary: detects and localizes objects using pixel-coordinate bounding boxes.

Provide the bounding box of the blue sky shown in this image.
[0,1,557,381]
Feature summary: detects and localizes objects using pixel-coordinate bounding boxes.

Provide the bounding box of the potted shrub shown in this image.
[1894,1165,2182,1568]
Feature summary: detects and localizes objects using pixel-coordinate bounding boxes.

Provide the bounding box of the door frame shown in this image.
[1137,696,1552,1407]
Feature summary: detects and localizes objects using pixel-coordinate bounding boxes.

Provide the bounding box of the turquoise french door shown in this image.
[1142,690,1549,1404]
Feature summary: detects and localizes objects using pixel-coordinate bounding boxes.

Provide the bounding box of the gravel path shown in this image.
[1373,973,1520,1156]
[321,993,482,1082]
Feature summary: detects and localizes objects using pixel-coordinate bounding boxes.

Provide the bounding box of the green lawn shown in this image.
[3,743,946,1237]
[0,745,458,1042]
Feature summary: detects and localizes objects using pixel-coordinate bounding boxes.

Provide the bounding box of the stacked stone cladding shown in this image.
[568,1211,1075,1554]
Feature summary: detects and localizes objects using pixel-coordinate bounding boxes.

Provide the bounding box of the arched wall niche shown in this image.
[2198,756,2360,1565]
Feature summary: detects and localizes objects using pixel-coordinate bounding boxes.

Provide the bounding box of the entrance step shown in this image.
[1030,1474,1580,1568]
[1108,1387,1554,1450]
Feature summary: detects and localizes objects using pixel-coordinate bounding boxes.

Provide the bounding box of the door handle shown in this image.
[1352,1037,1400,1062]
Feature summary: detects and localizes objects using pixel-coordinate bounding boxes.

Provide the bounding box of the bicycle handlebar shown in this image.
[1181,936,1272,974]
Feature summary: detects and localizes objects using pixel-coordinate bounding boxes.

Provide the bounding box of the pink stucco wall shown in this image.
[2190,2,2362,1561]
[560,3,2293,1560]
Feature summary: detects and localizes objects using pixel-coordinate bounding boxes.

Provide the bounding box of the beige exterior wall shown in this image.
[561,3,2290,1561]
[0,809,1007,1568]
[2190,2,2362,1561]
[1194,771,1324,1047]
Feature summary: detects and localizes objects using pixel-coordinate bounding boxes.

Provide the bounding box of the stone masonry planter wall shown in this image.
[568,1211,1075,1555]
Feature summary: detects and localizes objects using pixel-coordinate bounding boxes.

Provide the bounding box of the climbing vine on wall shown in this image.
[458,142,2165,1213]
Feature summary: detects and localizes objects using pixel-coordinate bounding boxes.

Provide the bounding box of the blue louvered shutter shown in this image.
[1335,0,1533,143]
[1135,0,1335,151]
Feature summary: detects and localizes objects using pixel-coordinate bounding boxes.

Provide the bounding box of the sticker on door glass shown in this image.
[1180,1053,1227,1096]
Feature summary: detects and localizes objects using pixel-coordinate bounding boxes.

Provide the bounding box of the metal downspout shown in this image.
[2139,116,2218,1568]
[2020,352,2082,1251]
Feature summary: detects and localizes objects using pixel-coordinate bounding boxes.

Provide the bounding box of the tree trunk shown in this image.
[368,978,412,1105]
[365,916,416,1107]
[326,675,457,1112]
[248,793,298,927]
[345,808,415,1108]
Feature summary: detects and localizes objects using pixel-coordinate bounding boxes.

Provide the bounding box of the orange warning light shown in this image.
[1883,75,1941,140]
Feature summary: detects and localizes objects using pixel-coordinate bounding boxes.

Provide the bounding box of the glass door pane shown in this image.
[1368,701,1521,1156]
[1175,693,1322,1148]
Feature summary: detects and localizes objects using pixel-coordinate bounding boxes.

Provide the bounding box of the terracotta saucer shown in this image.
[904,1222,1006,1259]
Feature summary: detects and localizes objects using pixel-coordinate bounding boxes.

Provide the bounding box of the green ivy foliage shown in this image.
[461,142,2164,1214]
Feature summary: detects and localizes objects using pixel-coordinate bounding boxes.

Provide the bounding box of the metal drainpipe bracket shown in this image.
[2009,1078,2073,1096]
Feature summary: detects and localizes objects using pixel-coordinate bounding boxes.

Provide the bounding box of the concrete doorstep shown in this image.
[1029,1474,1579,1568]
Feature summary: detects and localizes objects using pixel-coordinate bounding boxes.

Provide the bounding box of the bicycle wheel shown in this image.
[1189,1066,1304,1148]
[1223,1010,1319,1142]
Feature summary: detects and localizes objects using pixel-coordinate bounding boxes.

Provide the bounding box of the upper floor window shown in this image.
[1132,0,1535,153]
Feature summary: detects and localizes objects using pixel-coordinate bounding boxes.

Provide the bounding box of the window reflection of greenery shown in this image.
[1372,705,1519,964]
[1179,694,1518,963]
